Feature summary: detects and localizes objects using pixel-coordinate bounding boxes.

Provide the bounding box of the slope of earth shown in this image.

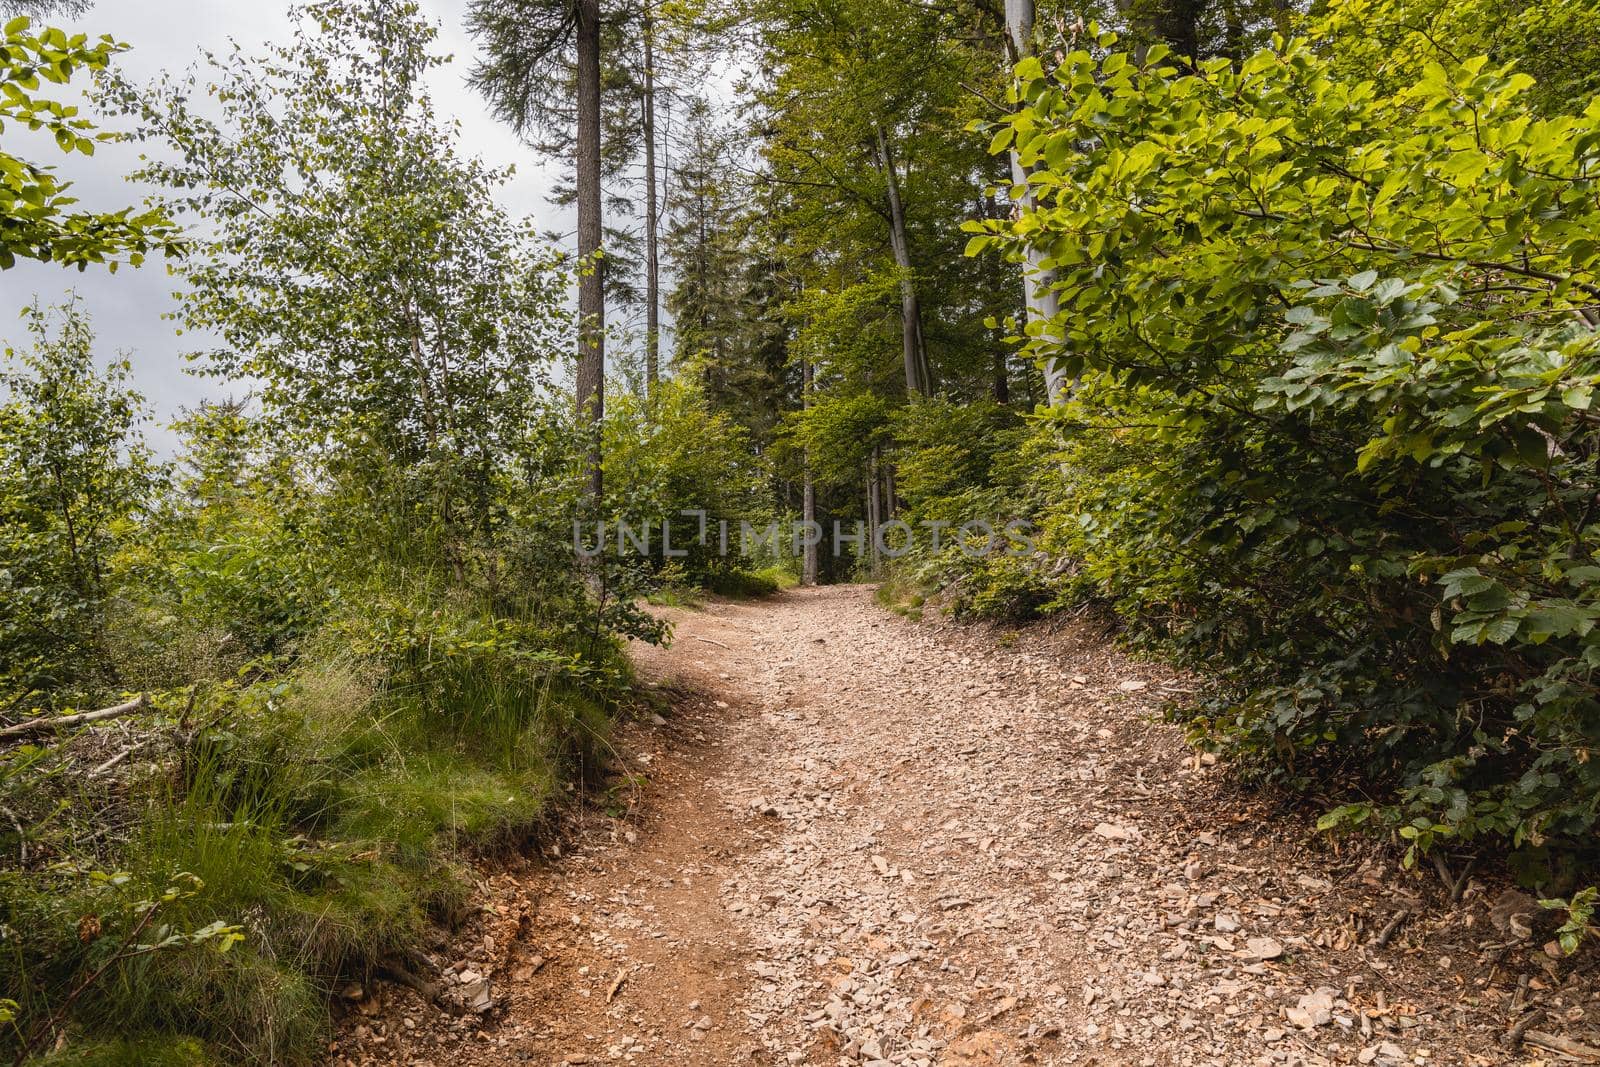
[330,585,1600,1067]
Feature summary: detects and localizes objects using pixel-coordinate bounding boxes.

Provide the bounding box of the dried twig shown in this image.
[89,740,150,779]
[1525,1029,1600,1061]
[1431,852,1475,902]
[13,899,163,1065]
[375,959,462,1016]
[0,695,152,742]
[1504,1007,1543,1049]
[1373,908,1410,947]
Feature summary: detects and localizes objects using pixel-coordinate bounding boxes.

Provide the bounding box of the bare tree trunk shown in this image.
[875,124,931,397]
[866,444,882,575]
[1004,0,1070,406]
[643,7,660,397]
[975,191,1013,406]
[576,0,605,502]
[802,356,819,586]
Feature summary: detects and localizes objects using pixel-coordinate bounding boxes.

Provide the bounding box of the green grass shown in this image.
[0,605,624,1065]
[38,1036,213,1066]
[705,564,792,599]
[874,574,928,619]
[646,583,705,608]
[647,564,795,605]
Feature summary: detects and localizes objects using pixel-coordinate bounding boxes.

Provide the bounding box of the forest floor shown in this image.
[330,585,1600,1067]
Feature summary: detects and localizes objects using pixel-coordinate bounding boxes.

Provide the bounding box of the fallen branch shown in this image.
[0,695,152,742]
[1526,1030,1600,1062]
[691,635,732,650]
[605,966,628,1003]
[1504,1008,1544,1049]
[1372,908,1410,947]
[89,739,151,778]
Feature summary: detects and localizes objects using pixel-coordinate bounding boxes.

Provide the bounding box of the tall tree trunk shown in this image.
[975,190,1013,406]
[575,0,605,501]
[865,444,882,575]
[1003,0,1070,406]
[802,356,818,586]
[875,124,930,397]
[643,6,660,397]
[1153,0,1205,60]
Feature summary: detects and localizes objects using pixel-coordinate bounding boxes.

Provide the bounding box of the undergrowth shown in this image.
[0,586,630,1065]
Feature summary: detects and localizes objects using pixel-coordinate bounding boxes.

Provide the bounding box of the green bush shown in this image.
[876,397,1056,620]
[964,31,1600,878]
[0,3,652,1060]
[1,587,626,1063]
[604,378,782,592]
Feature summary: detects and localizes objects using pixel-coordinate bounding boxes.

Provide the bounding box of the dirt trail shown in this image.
[333,585,1599,1067]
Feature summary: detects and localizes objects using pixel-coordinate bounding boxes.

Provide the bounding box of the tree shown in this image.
[1318,0,1600,116]
[0,2,92,18]
[1001,0,1069,404]
[751,0,954,398]
[642,4,660,394]
[0,14,178,270]
[970,28,1600,866]
[0,301,156,704]
[468,0,620,503]
[116,0,568,549]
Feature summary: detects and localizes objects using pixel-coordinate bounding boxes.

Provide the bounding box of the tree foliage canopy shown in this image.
[0,14,178,269]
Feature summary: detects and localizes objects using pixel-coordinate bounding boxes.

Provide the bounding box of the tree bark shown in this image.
[1004,0,1070,406]
[643,6,661,397]
[802,356,818,586]
[874,124,931,397]
[0,695,150,742]
[992,348,1010,405]
[866,444,882,575]
[575,0,606,502]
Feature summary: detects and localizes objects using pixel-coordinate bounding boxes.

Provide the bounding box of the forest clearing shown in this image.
[5,0,1600,1062]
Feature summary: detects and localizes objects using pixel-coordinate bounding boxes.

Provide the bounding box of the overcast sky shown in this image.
[2,0,575,452]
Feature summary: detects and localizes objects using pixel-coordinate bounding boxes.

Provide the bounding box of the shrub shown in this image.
[965,33,1600,877]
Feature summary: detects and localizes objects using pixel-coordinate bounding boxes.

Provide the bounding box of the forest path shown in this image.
[339,585,1568,1067]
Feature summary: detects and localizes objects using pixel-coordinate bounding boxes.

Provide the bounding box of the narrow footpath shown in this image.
[333,585,1600,1067]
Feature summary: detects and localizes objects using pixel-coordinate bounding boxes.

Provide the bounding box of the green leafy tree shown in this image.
[0,14,178,270]
[1317,0,1600,115]
[0,301,157,706]
[114,0,568,555]
[970,33,1600,869]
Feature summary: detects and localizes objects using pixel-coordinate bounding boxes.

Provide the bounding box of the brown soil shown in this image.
[329,585,1600,1067]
